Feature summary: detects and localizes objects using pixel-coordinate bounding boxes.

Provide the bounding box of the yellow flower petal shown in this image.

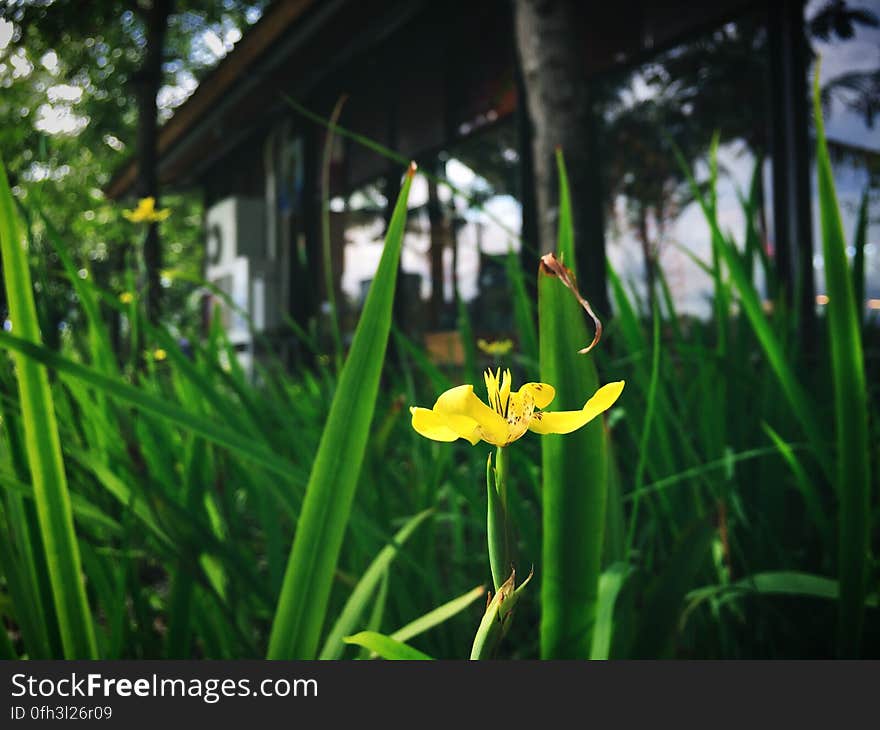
[504,387,535,443]
[410,407,462,443]
[528,381,624,435]
[517,382,556,409]
[434,384,508,446]
[123,196,170,223]
[477,338,514,356]
[499,368,512,410]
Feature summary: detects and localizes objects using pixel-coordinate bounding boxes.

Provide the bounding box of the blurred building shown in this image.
[106,0,880,362]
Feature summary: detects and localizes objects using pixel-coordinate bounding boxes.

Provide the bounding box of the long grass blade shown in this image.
[673,147,830,482]
[267,164,415,659]
[590,562,632,660]
[812,63,870,656]
[630,521,715,658]
[390,585,486,645]
[0,332,306,489]
[321,96,347,367]
[343,631,433,660]
[319,508,433,659]
[0,156,97,658]
[538,150,608,658]
[761,423,831,547]
[852,188,868,330]
[689,571,879,607]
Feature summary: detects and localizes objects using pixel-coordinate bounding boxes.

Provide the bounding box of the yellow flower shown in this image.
[410,368,624,448]
[153,348,167,361]
[477,338,514,356]
[122,197,171,223]
[118,292,134,304]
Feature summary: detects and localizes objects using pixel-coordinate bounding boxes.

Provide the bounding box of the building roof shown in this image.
[105,0,317,199]
[106,0,756,199]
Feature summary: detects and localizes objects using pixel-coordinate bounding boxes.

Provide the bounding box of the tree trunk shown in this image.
[133,0,172,324]
[427,167,445,329]
[636,204,656,309]
[513,0,609,316]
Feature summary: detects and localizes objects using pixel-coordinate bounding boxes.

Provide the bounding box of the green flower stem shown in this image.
[487,446,511,593]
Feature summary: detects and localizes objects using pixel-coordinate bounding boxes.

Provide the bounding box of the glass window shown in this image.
[596,14,773,318]
[806,0,880,316]
[441,122,522,337]
[331,178,388,339]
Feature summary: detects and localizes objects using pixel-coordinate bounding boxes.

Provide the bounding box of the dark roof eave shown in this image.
[105,0,318,200]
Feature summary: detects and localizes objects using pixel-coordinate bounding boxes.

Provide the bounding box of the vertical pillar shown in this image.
[768,0,815,342]
[515,36,539,298]
[427,162,446,329]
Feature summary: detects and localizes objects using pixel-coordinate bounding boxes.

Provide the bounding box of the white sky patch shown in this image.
[47,83,83,103]
[805,0,880,301]
[478,195,522,253]
[22,162,70,182]
[340,161,522,304]
[201,30,226,59]
[807,0,880,152]
[407,174,428,209]
[10,48,32,78]
[191,25,244,67]
[0,19,13,52]
[103,134,125,151]
[158,69,198,119]
[606,142,756,318]
[621,73,657,106]
[34,103,88,136]
[40,50,59,74]
[446,158,477,189]
[227,27,242,46]
[23,163,51,182]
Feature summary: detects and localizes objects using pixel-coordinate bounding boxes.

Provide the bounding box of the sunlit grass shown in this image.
[0,88,876,659]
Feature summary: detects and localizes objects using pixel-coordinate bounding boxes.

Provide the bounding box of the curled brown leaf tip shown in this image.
[540,252,603,354]
[407,161,418,178]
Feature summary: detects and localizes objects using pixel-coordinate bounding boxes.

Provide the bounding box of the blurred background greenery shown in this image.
[0,0,877,659]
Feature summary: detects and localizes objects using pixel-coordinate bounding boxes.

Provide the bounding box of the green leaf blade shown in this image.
[812,64,871,657]
[538,150,609,659]
[267,165,415,659]
[343,631,433,660]
[0,156,97,658]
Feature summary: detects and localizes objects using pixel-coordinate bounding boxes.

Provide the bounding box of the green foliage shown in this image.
[812,63,871,657]
[0,4,267,336]
[537,151,609,659]
[0,83,876,661]
[320,508,433,660]
[344,632,433,660]
[0,155,96,658]
[267,166,415,659]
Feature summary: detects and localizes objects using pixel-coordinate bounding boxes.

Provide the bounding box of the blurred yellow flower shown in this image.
[410,367,623,448]
[123,197,170,223]
[118,292,134,304]
[477,338,514,356]
[153,348,167,361]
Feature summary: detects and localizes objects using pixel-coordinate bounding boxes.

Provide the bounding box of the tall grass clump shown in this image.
[0,156,97,658]
[0,85,876,660]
